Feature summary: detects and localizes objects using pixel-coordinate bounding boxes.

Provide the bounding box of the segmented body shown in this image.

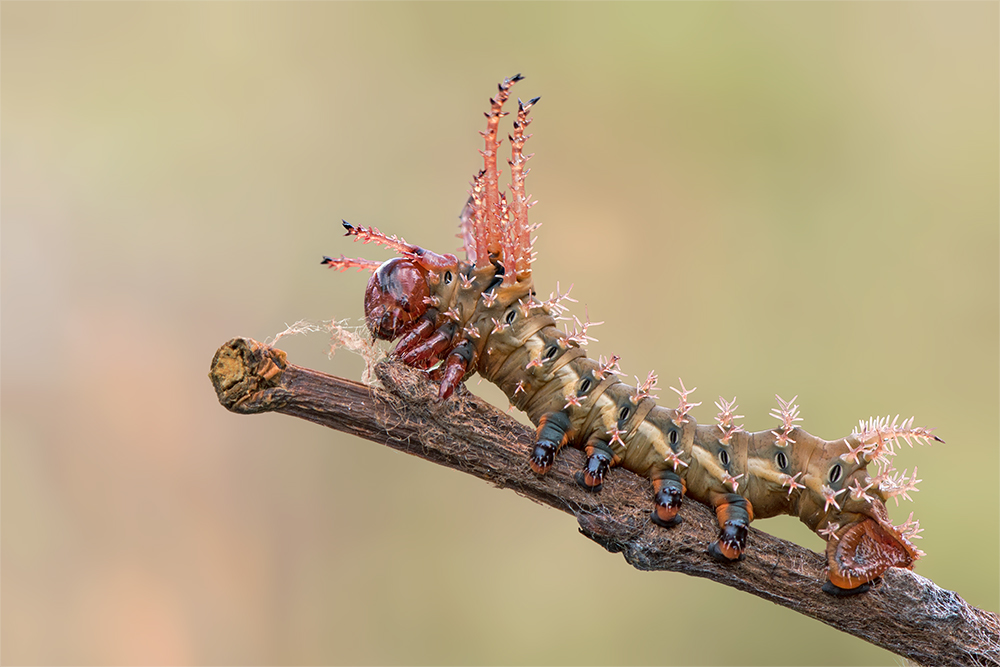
[324,75,938,595]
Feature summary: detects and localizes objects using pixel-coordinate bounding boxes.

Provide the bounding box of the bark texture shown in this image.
[210,337,999,666]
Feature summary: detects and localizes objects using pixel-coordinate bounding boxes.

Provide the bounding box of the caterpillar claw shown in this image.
[710,522,749,561]
[529,441,558,474]
[577,441,616,491]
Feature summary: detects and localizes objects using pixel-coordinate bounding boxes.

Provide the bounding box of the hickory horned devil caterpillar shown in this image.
[322,74,941,596]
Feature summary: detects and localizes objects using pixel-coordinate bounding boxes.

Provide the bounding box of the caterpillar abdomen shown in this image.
[323,75,939,595]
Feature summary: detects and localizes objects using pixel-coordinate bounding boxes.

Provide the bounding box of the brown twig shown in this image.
[209,337,999,666]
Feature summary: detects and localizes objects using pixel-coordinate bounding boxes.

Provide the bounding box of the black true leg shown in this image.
[399,322,456,369]
[437,339,475,401]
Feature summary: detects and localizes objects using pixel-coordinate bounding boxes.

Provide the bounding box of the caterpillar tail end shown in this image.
[823,517,916,595]
[436,340,475,401]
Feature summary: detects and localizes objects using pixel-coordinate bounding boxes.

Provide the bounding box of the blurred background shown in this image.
[2,3,996,665]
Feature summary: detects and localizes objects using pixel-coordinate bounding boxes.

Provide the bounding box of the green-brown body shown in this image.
[325,75,936,594]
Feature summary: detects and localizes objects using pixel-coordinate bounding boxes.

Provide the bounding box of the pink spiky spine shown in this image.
[477,76,519,268]
[598,354,623,379]
[542,282,577,318]
[458,189,479,265]
[345,222,417,257]
[852,415,941,466]
[499,192,517,284]
[467,74,540,282]
[770,395,802,447]
[631,371,659,404]
[343,221,456,271]
[714,397,744,444]
[468,172,487,267]
[670,379,701,425]
[564,312,603,347]
[506,97,537,282]
[321,255,382,273]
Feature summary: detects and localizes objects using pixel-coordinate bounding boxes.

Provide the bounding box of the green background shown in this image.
[3,2,996,665]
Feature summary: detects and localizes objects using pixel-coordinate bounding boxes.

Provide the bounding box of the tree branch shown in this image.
[209,337,999,666]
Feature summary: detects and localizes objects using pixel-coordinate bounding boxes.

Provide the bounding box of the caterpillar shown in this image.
[322,74,940,596]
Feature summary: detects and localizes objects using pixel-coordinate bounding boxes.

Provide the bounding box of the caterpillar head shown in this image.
[323,222,461,341]
[363,251,466,341]
[364,257,433,340]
